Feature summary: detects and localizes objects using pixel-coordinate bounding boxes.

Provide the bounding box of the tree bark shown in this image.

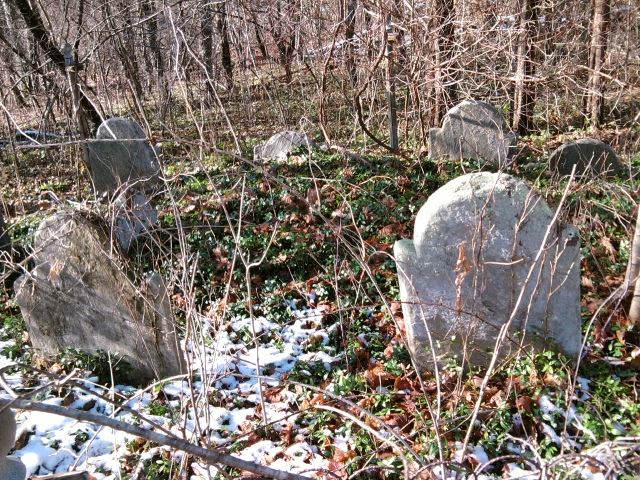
[512,0,539,135]
[433,0,457,124]
[216,1,234,89]
[586,0,610,129]
[626,207,640,324]
[345,0,356,84]
[201,3,214,79]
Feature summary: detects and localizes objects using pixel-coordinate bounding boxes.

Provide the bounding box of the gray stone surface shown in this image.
[429,100,517,167]
[549,138,624,177]
[114,192,158,251]
[14,212,185,381]
[88,117,161,193]
[0,409,26,480]
[395,172,581,370]
[254,131,314,162]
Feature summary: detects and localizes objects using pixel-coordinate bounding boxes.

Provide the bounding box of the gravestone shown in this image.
[88,117,161,250]
[114,192,158,251]
[395,172,581,369]
[254,131,314,162]
[88,117,161,193]
[14,212,185,381]
[429,100,517,167]
[0,408,26,480]
[549,138,624,178]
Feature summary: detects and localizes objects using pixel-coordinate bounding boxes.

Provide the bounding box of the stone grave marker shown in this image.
[87,117,162,251]
[254,131,314,162]
[429,100,517,167]
[549,138,624,178]
[14,212,185,381]
[0,408,26,480]
[88,117,161,193]
[113,192,158,251]
[395,172,581,370]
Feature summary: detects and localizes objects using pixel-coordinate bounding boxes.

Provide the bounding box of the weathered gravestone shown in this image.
[549,138,624,178]
[88,117,161,193]
[395,172,581,369]
[0,408,26,480]
[429,100,517,167]
[14,212,185,381]
[254,131,314,162]
[114,192,158,252]
[87,117,161,251]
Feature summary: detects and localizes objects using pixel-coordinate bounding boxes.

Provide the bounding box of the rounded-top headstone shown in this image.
[549,138,623,178]
[88,117,161,193]
[429,100,517,167]
[395,172,581,369]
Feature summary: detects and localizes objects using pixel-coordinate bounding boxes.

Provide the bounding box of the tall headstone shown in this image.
[87,117,161,251]
[254,131,314,162]
[0,408,26,480]
[549,138,624,178]
[14,212,185,381]
[395,172,581,369]
[429,100,517,167]
[87,117,161,193]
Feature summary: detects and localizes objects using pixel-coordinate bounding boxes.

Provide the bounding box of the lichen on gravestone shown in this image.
[13,212,185,381]
[86,117,161,251]
[429,100,517,168]
[394,172,581,370]
[87,117,161,194]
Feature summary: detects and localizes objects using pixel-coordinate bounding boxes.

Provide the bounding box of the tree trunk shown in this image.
[626,207,640,324]
[345,0,356,84]
[586,0,610,129]
[201,3,214,79]
[433,0,457,124]
[216,1,233,90]
[270,0,298,84]
[512,0,539,135]
[141,0,163,82]
[7,0,101,129]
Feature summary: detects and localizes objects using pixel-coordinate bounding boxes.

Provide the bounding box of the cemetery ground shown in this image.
[1,119,640,479]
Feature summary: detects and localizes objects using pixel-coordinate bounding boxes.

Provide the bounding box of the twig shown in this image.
[0,398,311,480]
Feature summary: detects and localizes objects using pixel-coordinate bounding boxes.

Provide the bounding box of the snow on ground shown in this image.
[0,306,335,479]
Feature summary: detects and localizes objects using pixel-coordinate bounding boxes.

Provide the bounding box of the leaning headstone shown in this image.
[254,131,314,162]
[14,212,185,381]
[88,117,161,193]
[429,100,517,167]
[0,408,26,480]
[549,138,624,178]
[395,172,581,370]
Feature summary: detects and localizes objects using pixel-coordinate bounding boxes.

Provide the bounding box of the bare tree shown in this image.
[586,0,610,128]
[6,0,101,128]
[512,0,540,135]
